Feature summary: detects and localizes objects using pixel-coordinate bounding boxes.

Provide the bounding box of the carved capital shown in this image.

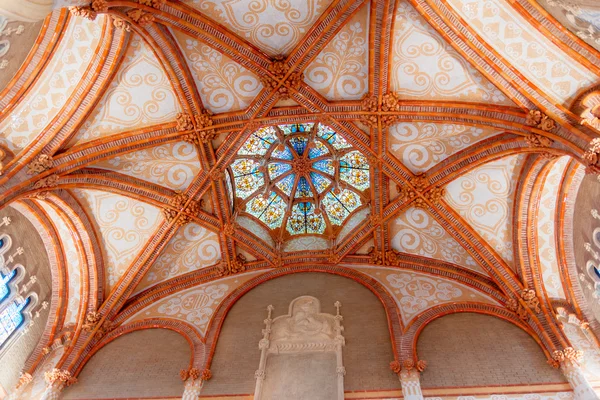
[27,154,53,175]
[15,372,33,390]
[551,347,584,368]
[44,369,76,387]
[526,110,557,132]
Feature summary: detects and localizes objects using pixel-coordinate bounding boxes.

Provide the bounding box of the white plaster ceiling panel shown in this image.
[537,156,570,299]
[389,206,485,275]
[37,200,82,327]
[337,208,370,243]
[355,266,499,325]
[68,33,181,146]
[391,1,514,105]
[72,189,164,294]
[237,215,275,248]
[304,4,369,100]
[446,0,599,103]
[134,222,221,295]
[90,141,202,191]
[283,236,330,252]
[388,122,503,173]
[0,15,102,153]
[444,154,527,268]
[126,271,265,337]
[185,0,334,56]
[171,29,263,113]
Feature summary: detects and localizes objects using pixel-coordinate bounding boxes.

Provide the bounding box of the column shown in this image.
[180,368,211,400]
[5,373,32,400]
[39,369,76,400]
[553,348,599,400]
[399,369,423,400]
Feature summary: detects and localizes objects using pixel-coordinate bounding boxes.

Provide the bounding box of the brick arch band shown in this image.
[71,318,205,376]
[201,265,404,368]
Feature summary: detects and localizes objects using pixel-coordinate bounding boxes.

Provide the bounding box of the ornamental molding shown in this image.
[163,192,203,226]
[397,174,446,209]
[31,174,59,190]
[506,288,541,320]
[176,111,216,144]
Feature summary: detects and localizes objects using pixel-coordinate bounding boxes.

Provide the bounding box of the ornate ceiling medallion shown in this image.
[227,122,371,241]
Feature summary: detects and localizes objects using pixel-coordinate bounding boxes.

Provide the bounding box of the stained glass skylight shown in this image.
[228,122,370,239]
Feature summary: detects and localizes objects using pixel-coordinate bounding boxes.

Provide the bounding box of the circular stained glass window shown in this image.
[228,122,370,238]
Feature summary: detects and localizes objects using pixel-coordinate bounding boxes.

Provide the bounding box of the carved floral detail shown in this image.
[91,0,108,12]
[360,92,401,126]
[127,9,155,26]
[390,360,402,374]
[176,113,194,132]
[44,369,77,387]
[526,110,557,132]
[112,17,131,32]
[27,154,53,175]
[525,133,553,148]
[551,347,584,368]
[68,6,97,21]
[210,168,224,182]
[521,288,541,313]
[223,222,237,236]
[216,254,247,277]
[416,360,427,372]
[137,0,165,8]
[32,174,59,190]
[583,138,600,174]
[15,373,32,390]
[82,311,101,332]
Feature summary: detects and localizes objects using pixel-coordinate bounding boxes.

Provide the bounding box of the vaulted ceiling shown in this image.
[1,0,600,377]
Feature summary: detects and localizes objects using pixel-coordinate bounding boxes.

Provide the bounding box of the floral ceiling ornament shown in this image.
[163,192,202,226]
[526,110,557,132]
[396,174,445,209]
[366,246,401,266]
[521,288,541,313]
[136,0,165,9]
[14,372,33,390]
[525,133,554,149]
[259,56,304,100]
[583,138,600,174]
[68,6,97,21]
[27,154,53,175]
[506,297,529,320]
[223,222,237,236]
[111,17,131,32]
[389,360,402,374]
[229,122,370,241]
[82,311,101,332]
[175,111,215,144]
[360,92,401,127]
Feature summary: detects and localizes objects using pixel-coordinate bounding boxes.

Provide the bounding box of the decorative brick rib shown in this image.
[11,201,64,375]
[0,10,67,117]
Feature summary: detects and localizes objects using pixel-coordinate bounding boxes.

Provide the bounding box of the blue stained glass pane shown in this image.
[0,238,4,248]
[594,266,600,280]
[310,172,331,193]
[308,140,329,159]
[271,145,293,160]
[317,124,351,149]
[268,162,292,180]
[275,174,295,196]
[0,269,16,303]
[280,123,314,135]
[295,177,313,198]
[289,137,308,156]
[0,297,30,348]
[312,160,334,176]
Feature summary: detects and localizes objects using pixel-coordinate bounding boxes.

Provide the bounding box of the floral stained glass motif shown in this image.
[229,122,370,237]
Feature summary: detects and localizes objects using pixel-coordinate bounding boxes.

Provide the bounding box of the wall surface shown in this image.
[202,272,401,396]
[63,329,190,399]
[0,205,52,392]
[418,313,565,388]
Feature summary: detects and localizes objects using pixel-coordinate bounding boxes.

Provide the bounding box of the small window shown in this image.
[0,297,31,347]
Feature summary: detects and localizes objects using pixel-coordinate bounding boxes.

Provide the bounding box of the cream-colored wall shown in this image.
[63,329,190,399]
[202,272,401,396]
[418,313,565,388]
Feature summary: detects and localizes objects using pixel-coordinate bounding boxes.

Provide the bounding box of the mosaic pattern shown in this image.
[230,122,369,237]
